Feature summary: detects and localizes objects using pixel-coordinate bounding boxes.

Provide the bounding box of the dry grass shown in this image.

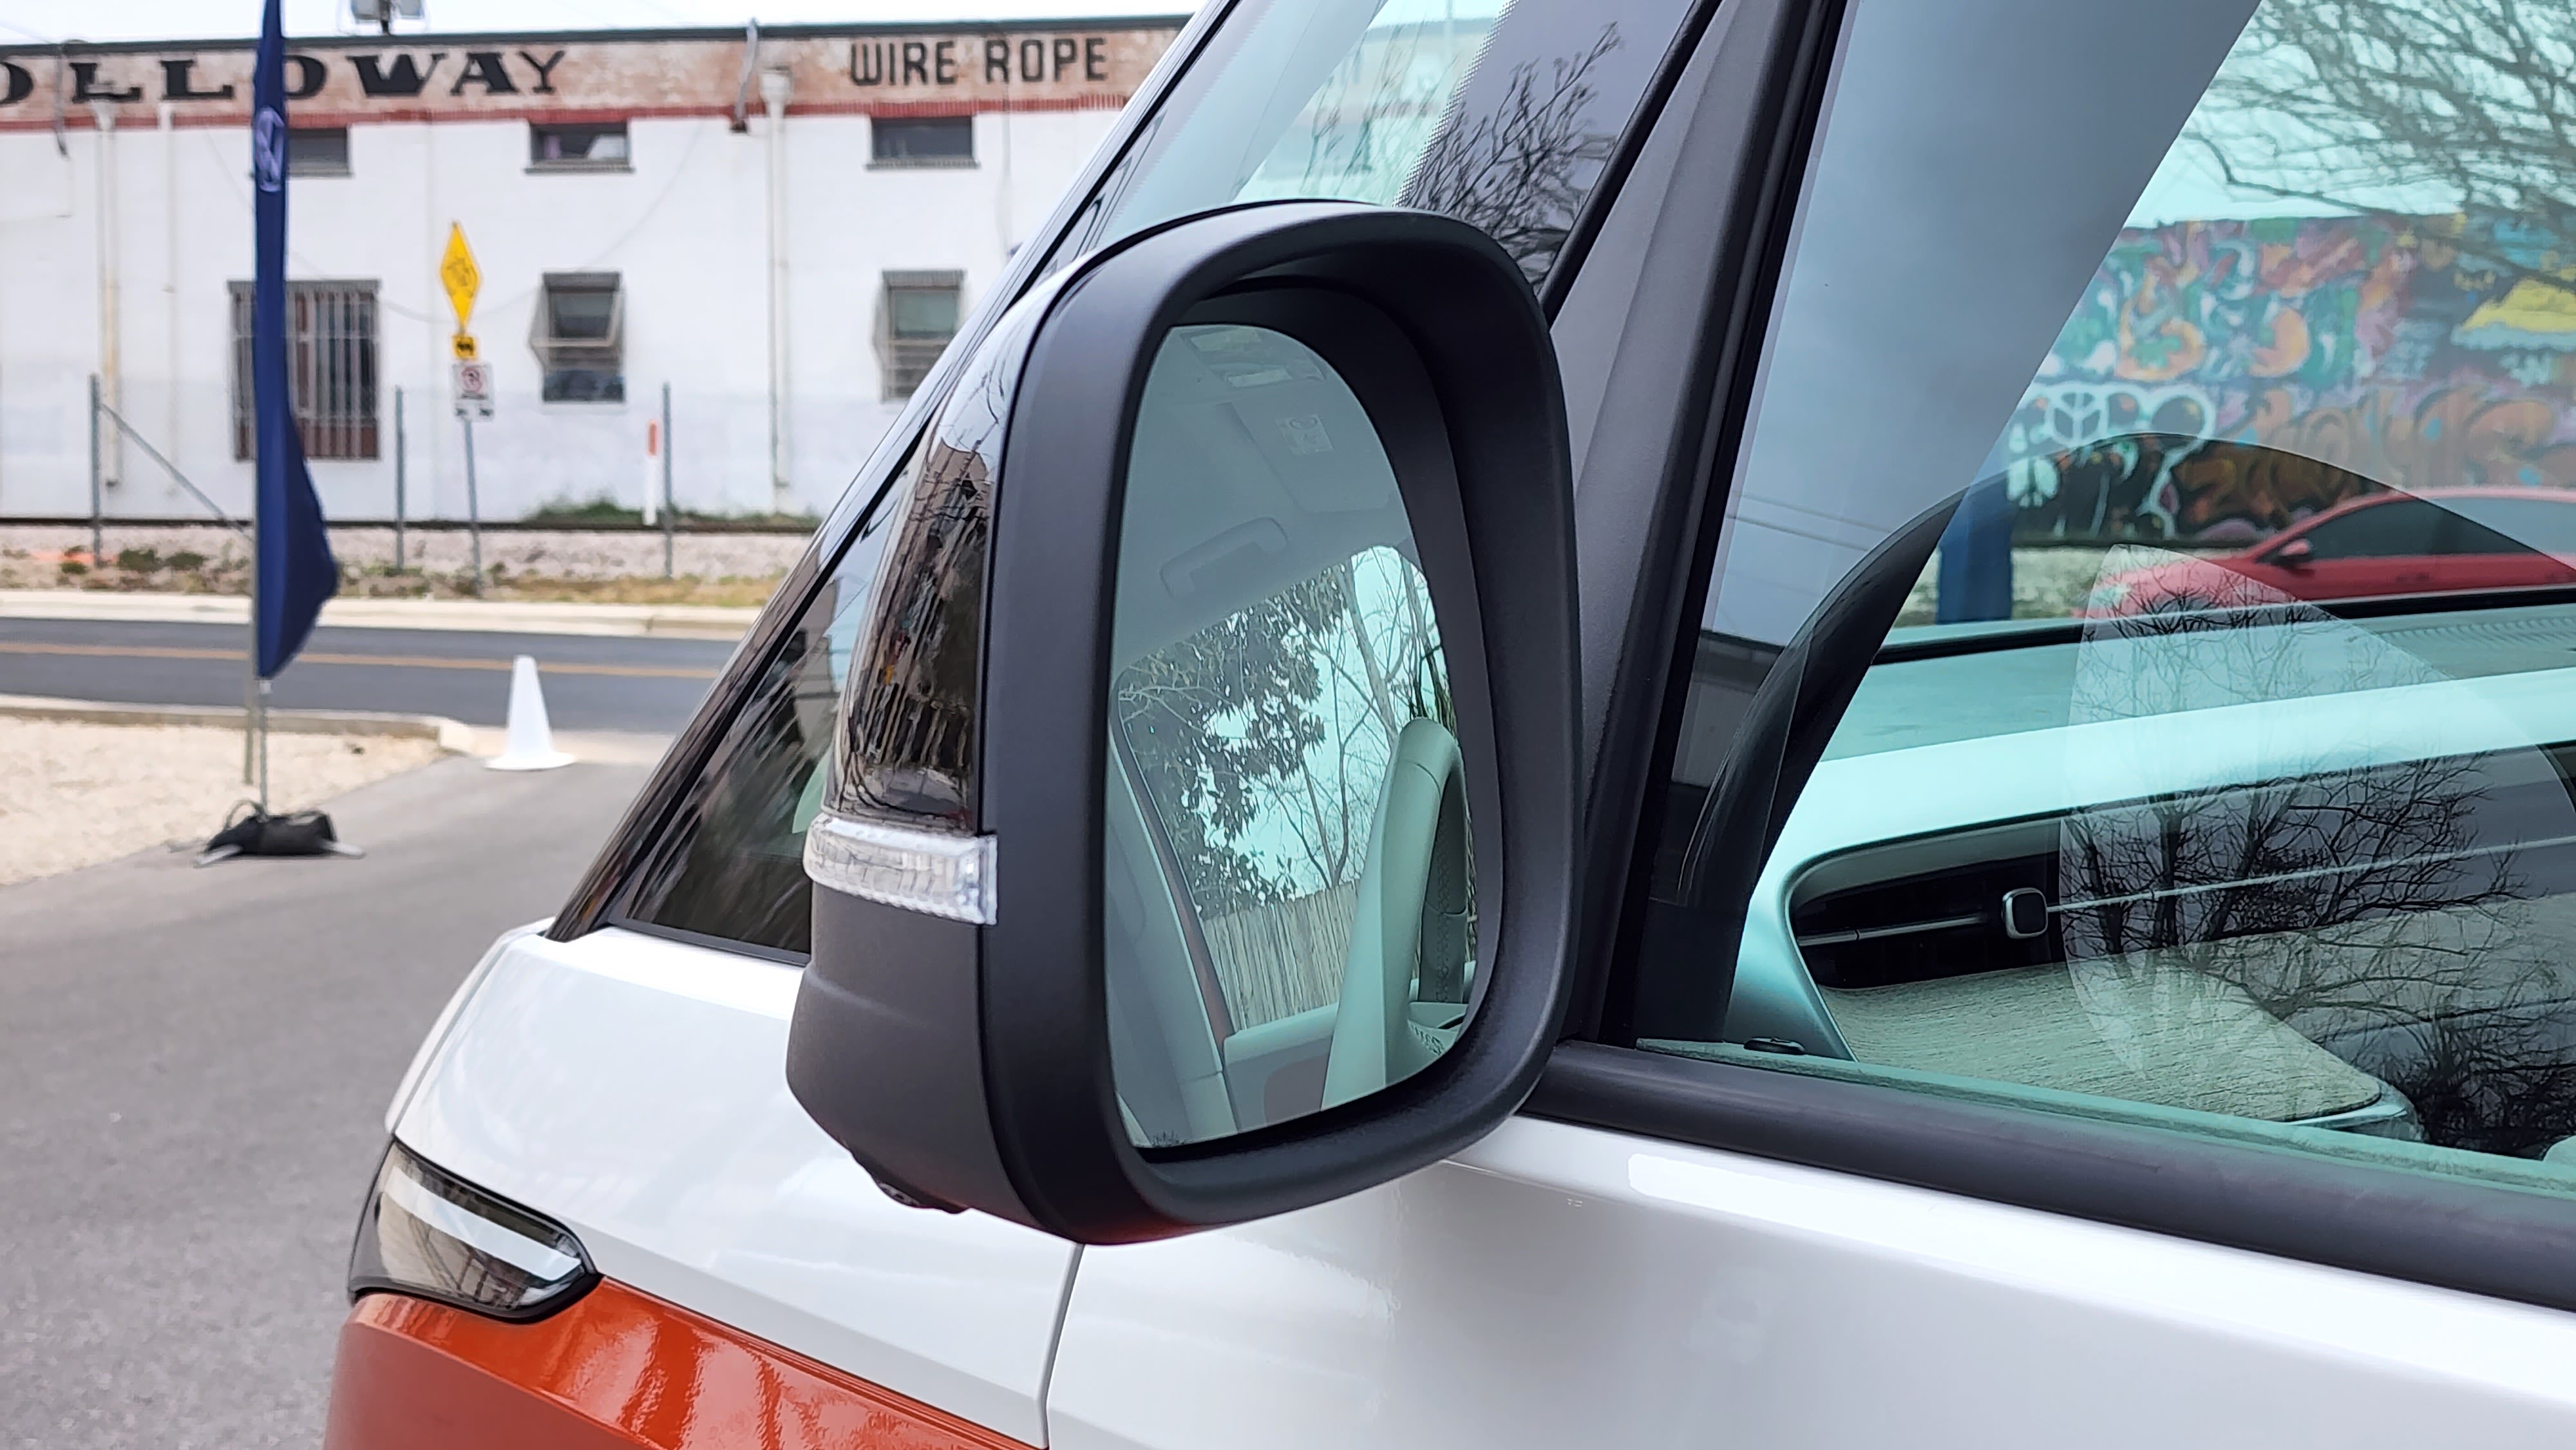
[0,720,445,887]
[0,523,802,607]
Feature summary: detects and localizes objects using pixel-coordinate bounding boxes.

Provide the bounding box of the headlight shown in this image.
[348,1141,595,1320]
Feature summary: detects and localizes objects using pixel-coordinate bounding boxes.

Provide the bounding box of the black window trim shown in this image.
[1528,1041,2576,1315]
[595,911,811,968]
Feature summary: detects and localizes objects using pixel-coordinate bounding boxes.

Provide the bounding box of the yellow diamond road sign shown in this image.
[439,223,480,332]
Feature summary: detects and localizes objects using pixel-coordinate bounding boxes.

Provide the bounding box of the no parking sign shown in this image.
[453,359,494,419]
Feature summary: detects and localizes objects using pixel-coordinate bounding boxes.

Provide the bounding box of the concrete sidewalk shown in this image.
[0,692,671,766]
[0,588,762,640]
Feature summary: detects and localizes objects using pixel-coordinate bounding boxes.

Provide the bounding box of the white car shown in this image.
[326,0,2576,1445]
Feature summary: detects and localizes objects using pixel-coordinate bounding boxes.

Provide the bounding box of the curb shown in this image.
[0,693,478,753]
[0,589,760,640]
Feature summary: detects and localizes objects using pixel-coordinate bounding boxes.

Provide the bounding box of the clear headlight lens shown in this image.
[348,1141,594,1320]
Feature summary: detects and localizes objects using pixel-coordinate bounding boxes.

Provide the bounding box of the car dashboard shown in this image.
[1702,608,2576,1167]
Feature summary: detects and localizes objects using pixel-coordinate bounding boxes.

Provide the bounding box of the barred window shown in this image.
[230,281,379,461]
[879,270,961,400]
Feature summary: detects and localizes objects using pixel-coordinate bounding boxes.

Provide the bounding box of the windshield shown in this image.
[1044,0,1694,285]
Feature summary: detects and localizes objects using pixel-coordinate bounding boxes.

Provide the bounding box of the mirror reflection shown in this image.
[1104,325,1473,1147]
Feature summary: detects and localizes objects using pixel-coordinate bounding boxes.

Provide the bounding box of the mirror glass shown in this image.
[1104,324,1476,1147]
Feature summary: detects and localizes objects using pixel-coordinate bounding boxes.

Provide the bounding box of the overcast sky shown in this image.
[0,0,1197,45]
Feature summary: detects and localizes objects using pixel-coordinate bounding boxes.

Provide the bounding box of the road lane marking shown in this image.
[0,640,717,679]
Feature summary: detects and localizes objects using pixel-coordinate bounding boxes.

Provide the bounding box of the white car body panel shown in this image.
[1049,1115,2576,1450]
[392,926,1077,1445]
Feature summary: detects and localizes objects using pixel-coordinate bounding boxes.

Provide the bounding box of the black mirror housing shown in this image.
[787,202,1580,1244]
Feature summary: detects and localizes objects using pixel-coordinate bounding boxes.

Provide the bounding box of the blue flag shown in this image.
[252,0,337,679]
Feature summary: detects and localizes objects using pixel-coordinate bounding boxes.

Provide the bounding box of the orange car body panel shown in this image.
[325,1282,1035,1450]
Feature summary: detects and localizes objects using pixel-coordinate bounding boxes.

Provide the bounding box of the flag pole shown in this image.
[207,0,342,862]
[244,506,258,789]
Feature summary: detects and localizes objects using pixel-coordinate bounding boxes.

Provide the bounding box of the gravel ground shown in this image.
[0,720,446,886]
[0,523,808,596]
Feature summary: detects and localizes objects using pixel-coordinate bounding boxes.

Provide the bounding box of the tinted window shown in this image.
[873,115,974,164]
[2447,496,2576,555]
[531,122,629,167]
[287,127,350,176]
[2293,498,2441,560]
[618,454,911,954]
[535,274,623,404]
[1633,0,2576,1201]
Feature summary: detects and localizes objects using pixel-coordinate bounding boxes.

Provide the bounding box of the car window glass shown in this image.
[1048,0,1694,285]
[2293,499,2443,560]
[2448,496,2576,554]
[1103,325,1472,1148]
[1633,0,2576,1201]
[616,451,913,956]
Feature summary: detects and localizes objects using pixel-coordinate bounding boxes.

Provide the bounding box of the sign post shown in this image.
[455,357,491,587]
[441,224,488,588]
[392,385,406,572]
[661,381,676,580]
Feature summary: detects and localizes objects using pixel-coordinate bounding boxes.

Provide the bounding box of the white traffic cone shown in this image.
[488,655,574,771]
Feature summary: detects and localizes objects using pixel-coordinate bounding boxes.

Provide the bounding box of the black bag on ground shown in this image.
[202,802,346,859]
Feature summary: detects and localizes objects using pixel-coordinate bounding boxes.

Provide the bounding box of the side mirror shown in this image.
[2271,536,2315,566]
[785,203,1580,1243]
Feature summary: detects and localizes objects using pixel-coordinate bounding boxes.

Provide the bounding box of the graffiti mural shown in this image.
[1993,216,2576,543]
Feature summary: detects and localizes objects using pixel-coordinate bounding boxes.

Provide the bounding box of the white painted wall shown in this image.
[0,104,1117,522]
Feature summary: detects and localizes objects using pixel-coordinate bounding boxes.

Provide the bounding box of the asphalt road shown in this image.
[0,617,735,733]
[0,755,651,1449]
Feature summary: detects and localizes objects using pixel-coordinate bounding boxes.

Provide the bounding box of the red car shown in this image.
[2079,487,2576,617]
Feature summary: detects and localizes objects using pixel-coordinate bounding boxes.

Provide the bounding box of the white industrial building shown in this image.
[0,17,1182,524]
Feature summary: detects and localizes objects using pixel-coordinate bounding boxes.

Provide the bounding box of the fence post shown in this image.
[661,381,675,581]
[87,373,102,569]
[392,386,406,572]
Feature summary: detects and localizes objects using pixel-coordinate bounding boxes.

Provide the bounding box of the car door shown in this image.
[445,0,1705,1438]
[1046,1,2576,1446]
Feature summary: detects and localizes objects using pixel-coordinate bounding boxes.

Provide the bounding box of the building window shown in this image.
[287,127,350,177]
[530,121,629,170]
[879,270,962,399]
[871,116,974,167]
[533,272,625,403]
[230,281,379,461]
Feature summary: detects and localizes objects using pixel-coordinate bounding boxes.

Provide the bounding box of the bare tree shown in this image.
[2058,594,2576,1156]
[2192,2,2576,272]
[1401,26,1622,283]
